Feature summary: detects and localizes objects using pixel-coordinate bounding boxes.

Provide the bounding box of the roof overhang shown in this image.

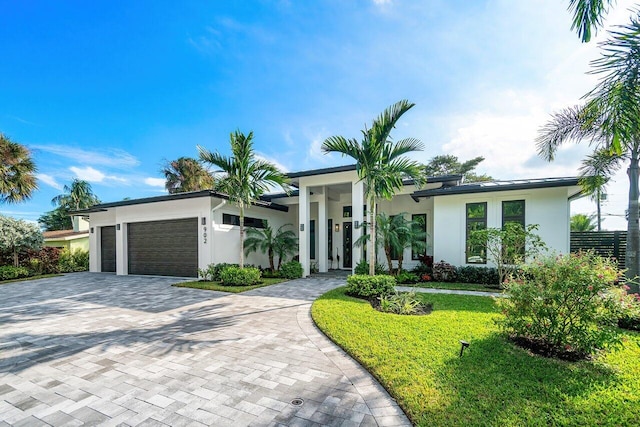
[411,177,581,198]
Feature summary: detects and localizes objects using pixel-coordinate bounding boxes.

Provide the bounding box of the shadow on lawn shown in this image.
[424,333,618,426]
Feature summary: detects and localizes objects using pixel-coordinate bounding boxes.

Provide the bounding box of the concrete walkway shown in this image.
[0,273,410,426]
[396,286,502,298]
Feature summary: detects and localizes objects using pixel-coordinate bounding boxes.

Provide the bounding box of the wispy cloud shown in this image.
[69,166,128,184]
[255,153,289,173]
[144,177,165,187]
[33,145,140,169]
[4,114,39,126]
[36,173,63,190]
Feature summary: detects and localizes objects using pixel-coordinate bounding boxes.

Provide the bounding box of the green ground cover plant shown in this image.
[400,281,499,293]
[312,287,640,427]
[173,277,287,293]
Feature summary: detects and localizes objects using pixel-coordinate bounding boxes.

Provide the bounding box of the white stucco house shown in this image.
[76,164,582,278]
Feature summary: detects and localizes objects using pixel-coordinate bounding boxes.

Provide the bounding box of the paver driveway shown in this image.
[0,273,410,426]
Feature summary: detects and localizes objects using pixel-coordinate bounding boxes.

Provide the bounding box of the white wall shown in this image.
[432,187,571,267]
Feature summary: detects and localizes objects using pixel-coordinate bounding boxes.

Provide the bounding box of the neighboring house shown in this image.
[43,217,90,252]
[76,164,582,277]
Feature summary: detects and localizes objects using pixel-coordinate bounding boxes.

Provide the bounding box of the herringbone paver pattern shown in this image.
[0,273,410,426]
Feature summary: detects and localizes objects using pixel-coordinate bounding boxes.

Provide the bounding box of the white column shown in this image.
[299,184,310,277]
[351,181,364,273]
[318,187,328,273]
[115,223,127,275]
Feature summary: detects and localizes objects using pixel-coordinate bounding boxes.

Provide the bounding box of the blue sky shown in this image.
[0,0,633,229]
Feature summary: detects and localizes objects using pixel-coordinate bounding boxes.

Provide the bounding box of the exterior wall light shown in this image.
[334,224,340,232]
[300,224,304,232]
[354,220,360,228]
[116,224,121,231]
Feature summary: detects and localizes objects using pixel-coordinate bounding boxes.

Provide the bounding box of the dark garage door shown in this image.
[100,226,116,273]
[127,218,198,277]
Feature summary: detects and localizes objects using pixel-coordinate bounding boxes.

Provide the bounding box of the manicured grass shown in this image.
[312,287,640,427]
[173,277,288,293]
[400,281,500,293]
[0,274,62,285]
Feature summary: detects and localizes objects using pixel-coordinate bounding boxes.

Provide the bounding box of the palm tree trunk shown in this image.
[268,248,274,272]
[597,189,602,232]
[398,253,403,274]
[239,205,245,269]
[627,146,640,293]
[385,247,393,275]
[369,196,376,276]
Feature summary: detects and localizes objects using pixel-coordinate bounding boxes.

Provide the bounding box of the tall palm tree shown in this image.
[52,179,100,211]
[161,157,215,194]
[0,134,37,204]
[322,99,426,275]
[198,131,290,268]
[537,12,640,289]
[244,223,298,271]
[578,149,621,231]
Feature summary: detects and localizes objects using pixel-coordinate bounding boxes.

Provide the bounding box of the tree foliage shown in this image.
[322,99,426,275]
[52,179,100,211]
[198,131,290,268]
[38,207,73,231]
[567,0,613,42]
[162,157,215,194]
[244,223,298,271]
[0,134,37,204]
[0,215,43,267]
[571,213,597,231]
[424,154,493,182]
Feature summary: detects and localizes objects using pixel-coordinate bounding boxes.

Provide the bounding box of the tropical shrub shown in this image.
[396,270,419,284]
[412,254,433,275]
[211,263,239,281]
[280,261,303,279]
[456,266,501,287]
[346,274,396,298]
[0,215,43,267]
[198,264,216,281]
[432,261,457,282]
[58,249,89,272]
[0,265,31,281]
[354,259,386,275]
[220,266,261,286]
[607,284,640,331]
[497,252,625,358]
[377,291,431,315]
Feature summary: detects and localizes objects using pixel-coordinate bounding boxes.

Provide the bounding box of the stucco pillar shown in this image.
[299,184,310,277]
[115,223,127,275]
[351,181,364,273]
[318,187,328,273]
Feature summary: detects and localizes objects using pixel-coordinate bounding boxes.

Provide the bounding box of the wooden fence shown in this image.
[570,231,627,269]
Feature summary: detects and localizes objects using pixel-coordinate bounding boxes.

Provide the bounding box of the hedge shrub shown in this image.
[346,274,396,298]
[58,249,89,272]
[354,259,387,275]
[220,266,262,286]
[456,266,501,287]
[0,265,31,281]
[280,261,303,279]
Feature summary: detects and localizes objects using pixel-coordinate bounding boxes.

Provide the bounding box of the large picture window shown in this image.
[412,214,427,260]
[466,202,487,264]
[222,213,266,229]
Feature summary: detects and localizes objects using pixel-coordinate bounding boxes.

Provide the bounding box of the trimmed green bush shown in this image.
[456,266,500,287]
[0,265,31,281]
[354,259,387,275]
[280,261,303,279]
[346,274,396,298]
[220,266,261,286]
[211,263,239,281]
[58,249,89,272]
[396,270,419,284]
[497,251,625,358]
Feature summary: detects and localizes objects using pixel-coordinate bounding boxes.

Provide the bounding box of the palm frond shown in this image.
[567,0,612,42]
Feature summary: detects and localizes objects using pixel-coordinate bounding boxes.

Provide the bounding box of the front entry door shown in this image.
[343,222,352,268]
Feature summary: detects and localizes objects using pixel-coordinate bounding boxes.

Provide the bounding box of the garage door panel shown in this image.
[127,218,198,277]
[100,226,116,273]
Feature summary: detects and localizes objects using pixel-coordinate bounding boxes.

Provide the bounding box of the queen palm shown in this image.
[0,134,37,204]
[322,99,426,275]
[198,131,290,268]
[52,179,100,211]
[161,157,215,194]
[537,12,640,288]
[244,223,297,271]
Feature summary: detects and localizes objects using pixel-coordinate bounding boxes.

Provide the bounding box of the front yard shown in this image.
[311,287,640,427]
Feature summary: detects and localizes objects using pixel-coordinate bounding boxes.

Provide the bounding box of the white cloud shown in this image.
[34,145,140,168]
[36,173,62,190]
[255,153,289,173]
[144,177,166,187]
[69,166,127,184]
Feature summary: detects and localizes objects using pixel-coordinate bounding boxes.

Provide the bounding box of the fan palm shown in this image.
[0,134,37,204]
[322,99,426,275]
[161,157,215,194]
[244,223,298,271]
[198,131,290,268]
[537,12,640,287]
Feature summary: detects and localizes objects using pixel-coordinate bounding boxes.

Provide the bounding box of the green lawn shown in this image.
[400,281,500,293]
[173,277,288,293]
[311,287,640,427]
[0,273,62,285]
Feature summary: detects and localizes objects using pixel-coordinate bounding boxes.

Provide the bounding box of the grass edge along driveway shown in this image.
[173,277,288,293]
[311,287,640,427]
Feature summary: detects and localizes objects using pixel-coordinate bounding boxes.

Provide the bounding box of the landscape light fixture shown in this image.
[459,340,469,357]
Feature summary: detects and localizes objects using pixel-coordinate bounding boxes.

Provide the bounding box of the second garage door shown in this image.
[127,218,198,277]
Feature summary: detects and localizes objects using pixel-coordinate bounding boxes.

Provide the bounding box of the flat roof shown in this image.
[72,190,289,214]
[411,177,581,198]
[286,164,357,178]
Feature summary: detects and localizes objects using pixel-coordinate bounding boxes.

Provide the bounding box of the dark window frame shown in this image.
[412,213,427,260]
[328,219,333,260]
[310,219,316,260]
[502,200,525,228]
[466,202,487,264]
[222,213,266,229]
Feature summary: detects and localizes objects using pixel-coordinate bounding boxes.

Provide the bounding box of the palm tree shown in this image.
[567,0,613,42]
[244,223,298,271]
[198,131,290,268]
[161,157,215,194]
[322,100,426,275]
[52,179,100,211]
[578,149,621,231]
[0,134,37,204]
[537,12,640,289]
[395,215,427,272]
[571,213,598,232]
